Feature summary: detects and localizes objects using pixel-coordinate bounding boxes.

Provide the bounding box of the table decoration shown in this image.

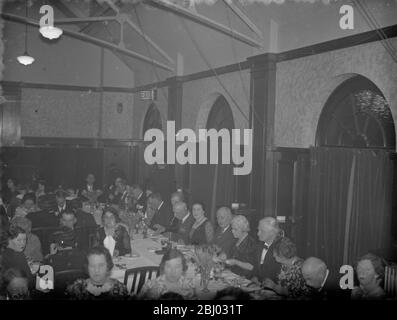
[191,245,219,293]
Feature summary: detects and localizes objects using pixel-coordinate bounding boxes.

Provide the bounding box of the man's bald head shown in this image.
[173,201,188,220]
[257,217,280,243]
[301,257,328,289]
[216,207,233,229]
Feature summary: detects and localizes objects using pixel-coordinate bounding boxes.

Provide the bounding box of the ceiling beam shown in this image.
[101,0,175,64]
[1,13,174,72]
[221,0,263,39]
[56,16,116,25]
[145,0,263,48]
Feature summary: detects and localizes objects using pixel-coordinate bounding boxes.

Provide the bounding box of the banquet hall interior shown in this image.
[0,0,397,300]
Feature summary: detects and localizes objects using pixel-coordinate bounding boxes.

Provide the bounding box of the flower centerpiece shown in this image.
[192,245,218,292]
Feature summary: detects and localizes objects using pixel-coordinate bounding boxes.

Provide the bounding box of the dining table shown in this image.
[110,235,281,300]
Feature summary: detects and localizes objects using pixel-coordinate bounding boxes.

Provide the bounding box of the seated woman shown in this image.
[263,237,309,299]
[0,268,31,300]
[66,246,129,300]
[96,207,131,257]
[10,216,43,263]
[351,253,386,300]
[1,225,34,288]
[223,215,256,278]
[14,193,38,219]
[140,248,195,300]
[189,202,214,245]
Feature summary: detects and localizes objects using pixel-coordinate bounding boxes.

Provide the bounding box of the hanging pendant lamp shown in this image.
[17,0,34,65]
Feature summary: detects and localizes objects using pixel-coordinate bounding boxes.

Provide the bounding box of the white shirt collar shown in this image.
[222,225,230,233]
[319,269,329,291]
[158,201,164,210]
[181,213,190,224]
[137,192,143,200]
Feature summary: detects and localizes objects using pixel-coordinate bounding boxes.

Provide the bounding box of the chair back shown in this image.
[52,269,87,299]
[124,266,159,295]
[384,264,397,297]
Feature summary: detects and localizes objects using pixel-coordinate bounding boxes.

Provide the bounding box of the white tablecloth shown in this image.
[111,237,163,283]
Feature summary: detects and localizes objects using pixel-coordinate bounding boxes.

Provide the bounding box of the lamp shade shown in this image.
[17,52,35,65]
[39,25,63,40]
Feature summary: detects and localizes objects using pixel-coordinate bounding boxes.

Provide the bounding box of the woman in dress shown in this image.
[140,248,195,300]
[223,215,256,278]
[96,207,131,257]
[10,216,43,263]
[263,237,309,299]
[189,202,214,245]
[66,246,129,300]
[351,253,386,300]
[1,225,35,288]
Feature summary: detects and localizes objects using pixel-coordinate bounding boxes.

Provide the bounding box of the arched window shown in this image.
[316,75,395,150]
[142,103,162,137]
[206,95,235,130]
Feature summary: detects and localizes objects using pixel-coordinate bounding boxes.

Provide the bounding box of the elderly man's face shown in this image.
[173,204,187,220]
[257,221,275,243]
[302,267,322,289]
[217,210,232,229]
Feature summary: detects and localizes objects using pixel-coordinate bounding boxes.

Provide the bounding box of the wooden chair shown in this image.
[52,269,87,299]
[124,266,159,295]
[384,264,397,297]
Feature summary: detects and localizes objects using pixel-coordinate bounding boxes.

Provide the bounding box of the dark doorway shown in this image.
[305,75,396,269]
[189,95,235,222]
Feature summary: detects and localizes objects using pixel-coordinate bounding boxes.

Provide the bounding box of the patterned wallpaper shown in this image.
[275,38,397,148]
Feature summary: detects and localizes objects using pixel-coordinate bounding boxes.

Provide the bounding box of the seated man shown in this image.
[213,207,236,257]
[79,173,102,203]
[251,217,282,284]
[48,211,82,253]
[130,184,147,212]
[166,202,195,244]
[170,191,184,207]
[146,193,173,234]
[301,257,351,300]
[27,191,69,229]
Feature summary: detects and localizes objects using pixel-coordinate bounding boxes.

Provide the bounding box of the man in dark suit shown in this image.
[79,173,102,202]
[301,257,351,300]
[27,190,71,228]
[252,217,282,283]
[147,193,173,233]
[213,206,236,257]
[130,184,147,212]
[166,202,195,244]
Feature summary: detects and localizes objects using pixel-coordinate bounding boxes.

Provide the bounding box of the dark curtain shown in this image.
[305,147,393,271]
[347,149,392,264]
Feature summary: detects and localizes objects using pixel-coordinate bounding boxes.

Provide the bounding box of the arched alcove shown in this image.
[316,75,396,150]
[142,103,162,137]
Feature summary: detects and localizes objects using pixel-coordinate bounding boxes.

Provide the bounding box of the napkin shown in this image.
[103,235,116,256]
